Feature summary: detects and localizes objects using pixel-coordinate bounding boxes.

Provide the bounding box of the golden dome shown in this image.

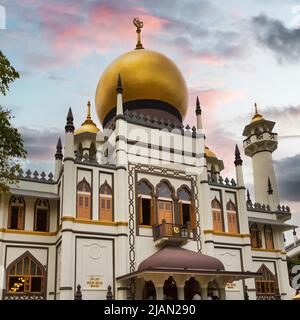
[95,48,188,124]
[205,146,217,158]
[75,101,100,135]
[251,102,264,123]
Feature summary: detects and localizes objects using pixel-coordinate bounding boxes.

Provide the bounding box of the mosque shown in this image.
[0,18,296,300]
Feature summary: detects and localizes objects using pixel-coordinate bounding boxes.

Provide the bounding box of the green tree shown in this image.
[0,50,20,95]
[0,51,26,192]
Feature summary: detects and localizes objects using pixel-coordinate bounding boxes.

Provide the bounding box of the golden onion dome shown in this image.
[95,18,188,125]
[205,146,217,158]
[75,101,100,135]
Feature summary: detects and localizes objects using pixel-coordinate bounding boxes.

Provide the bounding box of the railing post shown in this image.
[162,219,166,236]
[75,284,82,300]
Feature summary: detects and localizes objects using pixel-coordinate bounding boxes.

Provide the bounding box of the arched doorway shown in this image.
[143,281,156,300]
[163,276,178,300]
[208,280,220,300]
[184,277,201,300]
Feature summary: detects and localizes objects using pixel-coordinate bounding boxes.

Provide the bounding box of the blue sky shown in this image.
[1,0,300,241]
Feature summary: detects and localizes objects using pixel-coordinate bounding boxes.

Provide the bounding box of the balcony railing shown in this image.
[152,220,194,243]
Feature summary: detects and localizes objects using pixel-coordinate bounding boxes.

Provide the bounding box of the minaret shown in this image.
[243,103,279,209]
[60,107,76,300]
[195,96,203,130]
[234,144,244,187]
[54,137,63,180]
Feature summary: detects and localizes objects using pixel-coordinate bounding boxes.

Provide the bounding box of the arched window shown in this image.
[226,200,239,234]
[137,180,154,226]
[255,264,279,299]
[77,178,91,219]
[157,181,174,224]
[143,281,156,300]
[264,225,274,249]
[184,277,201,300]
[250,223,262,248]
[99,181,113,221]
[8,196,25,230]
[178,186,196,229]
[211,198,223,232]
[6,251,46,296]
[208,280,220,300]
[34,199,49,232]
[163,276,178,300]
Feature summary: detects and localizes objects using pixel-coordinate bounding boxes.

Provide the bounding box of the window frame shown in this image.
[34,199,50,232]
[211,197,224,232]
[5,251,46,297]
[77,178,92,220]
[8,196,25,230]
[99,181,113,222]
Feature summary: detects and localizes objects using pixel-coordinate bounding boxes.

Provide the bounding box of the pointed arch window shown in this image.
[250,223,262,248]
[137,179,154,226]
[34,199,50,232]
[264,225,274,249]
[99,181,113,221]
[255,264,279,298]
[211,198,223,232]
[8,196,25,230]
[77,178,91,219]
[157,181,174,224]
[6,251,46,296]
[178,186,196,229]
[226,200,239,234]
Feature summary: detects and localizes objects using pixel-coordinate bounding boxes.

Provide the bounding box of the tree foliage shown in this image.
[0,107,27,192]
[0,50,20,95]
[0,51,26,192]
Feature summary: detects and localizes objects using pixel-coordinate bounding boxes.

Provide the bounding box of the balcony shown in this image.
[152,220,194,246]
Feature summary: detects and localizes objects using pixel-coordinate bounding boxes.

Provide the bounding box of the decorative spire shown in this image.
[116,74,123,94]
[246,189,251,204]
[86,101,91,120]
[55,137,63,160]
[254,102,258,115]
[133,17,144,50]
[267,177,273,195]
[65,107,75,133]
[195,96,201,115]
[234,144,243,166]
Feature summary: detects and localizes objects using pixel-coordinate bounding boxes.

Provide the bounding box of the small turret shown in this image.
[195,96,203,130]
[54,137,63,180]
[116,74,124,116]
[234,144,244,186]
[65,107,75,133]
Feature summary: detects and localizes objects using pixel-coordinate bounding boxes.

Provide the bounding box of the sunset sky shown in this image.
[1,0,300,241]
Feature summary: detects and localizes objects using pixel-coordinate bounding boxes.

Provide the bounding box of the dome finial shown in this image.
[254,102,258,115]
[87,101,91,120]
[133,17,144,50]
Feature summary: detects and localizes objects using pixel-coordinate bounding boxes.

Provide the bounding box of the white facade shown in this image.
[0,45,295,301]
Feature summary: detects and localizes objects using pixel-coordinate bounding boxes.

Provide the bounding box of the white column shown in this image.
[59,231,75,299]
[252,151,279,208]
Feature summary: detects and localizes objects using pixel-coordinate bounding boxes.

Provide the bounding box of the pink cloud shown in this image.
[184,87,244,126]
[197,52,226,66]
[31,3,168,68]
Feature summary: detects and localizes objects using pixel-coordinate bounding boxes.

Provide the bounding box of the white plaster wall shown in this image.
[75,237,114,300]
[215,247,244,300]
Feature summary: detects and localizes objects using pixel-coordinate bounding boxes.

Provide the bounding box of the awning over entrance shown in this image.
[117,246,260,283]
